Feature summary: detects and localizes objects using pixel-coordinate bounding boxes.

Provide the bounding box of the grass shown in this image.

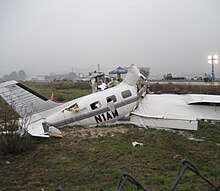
[0,124,219,191]
[150,82,220,95]
[23,81,91,102]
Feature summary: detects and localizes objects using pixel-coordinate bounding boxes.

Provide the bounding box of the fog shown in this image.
[0,0,220,77]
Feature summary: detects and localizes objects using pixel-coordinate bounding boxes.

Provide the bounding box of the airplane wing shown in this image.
[185,94,220,105]
[131,94,220,130]
[0,80,59,118]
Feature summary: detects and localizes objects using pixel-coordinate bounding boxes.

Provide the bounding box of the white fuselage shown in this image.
[31,82,138,130]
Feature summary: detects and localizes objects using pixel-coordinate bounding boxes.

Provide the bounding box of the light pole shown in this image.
[208,55,218,81]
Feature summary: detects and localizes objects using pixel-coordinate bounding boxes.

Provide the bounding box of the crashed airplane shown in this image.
[1,65,220,137]
[0,65,146,137]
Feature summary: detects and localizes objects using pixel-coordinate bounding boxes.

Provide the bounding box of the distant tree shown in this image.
[2,74,9,81]
[18,70,27,81]
[44,75,50,81]
[8,72,18,80]
[68,72,77,80]
[1,70,27,81]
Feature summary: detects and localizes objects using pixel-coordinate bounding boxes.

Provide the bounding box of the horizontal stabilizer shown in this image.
[0,80,58,117]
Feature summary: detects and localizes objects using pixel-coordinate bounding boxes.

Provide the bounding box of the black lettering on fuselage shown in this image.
[106,112,113,120]
[112,109,119,118]
[94,115,102,123]
[94,109,119,124]
[101,113,107,121]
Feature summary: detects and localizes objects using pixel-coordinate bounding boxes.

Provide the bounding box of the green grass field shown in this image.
[23,81,91,102]
[0,81,219,190]
[0,124,219,191]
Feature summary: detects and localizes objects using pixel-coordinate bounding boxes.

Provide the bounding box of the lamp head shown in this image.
[208,55,212,60]
[213,55,218,60]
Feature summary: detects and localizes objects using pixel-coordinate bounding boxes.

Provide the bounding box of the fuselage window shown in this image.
[90,101,102,110]
[121,90,132,99]
[66,103,79,112]
[106,95,117,103]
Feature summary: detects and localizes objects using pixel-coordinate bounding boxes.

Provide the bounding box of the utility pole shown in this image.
[208,55,218,81]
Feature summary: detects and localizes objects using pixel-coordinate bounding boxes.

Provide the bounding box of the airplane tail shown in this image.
[0,80,58,118]
[123,64,146,86]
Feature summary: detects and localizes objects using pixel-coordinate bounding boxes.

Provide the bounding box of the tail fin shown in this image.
[123,64,146,86]
[0,80,58,117]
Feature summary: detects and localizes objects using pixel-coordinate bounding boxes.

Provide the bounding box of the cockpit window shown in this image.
[66,103,80,112]
[121,90,132,99]
[90,101,102,110]
[106,95,117,103]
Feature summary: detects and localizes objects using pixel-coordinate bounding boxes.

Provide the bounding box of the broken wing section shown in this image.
[186,94,220,106]
[131,94,220,130]
[0,80,58,118]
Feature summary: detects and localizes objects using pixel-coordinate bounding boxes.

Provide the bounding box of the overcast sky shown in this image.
[0,0,220,77]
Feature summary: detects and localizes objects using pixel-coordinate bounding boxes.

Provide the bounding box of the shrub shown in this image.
[0,99,35,154]
[0,131,34,154]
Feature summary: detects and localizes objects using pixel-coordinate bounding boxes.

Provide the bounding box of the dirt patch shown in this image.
[63,125,130,139]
